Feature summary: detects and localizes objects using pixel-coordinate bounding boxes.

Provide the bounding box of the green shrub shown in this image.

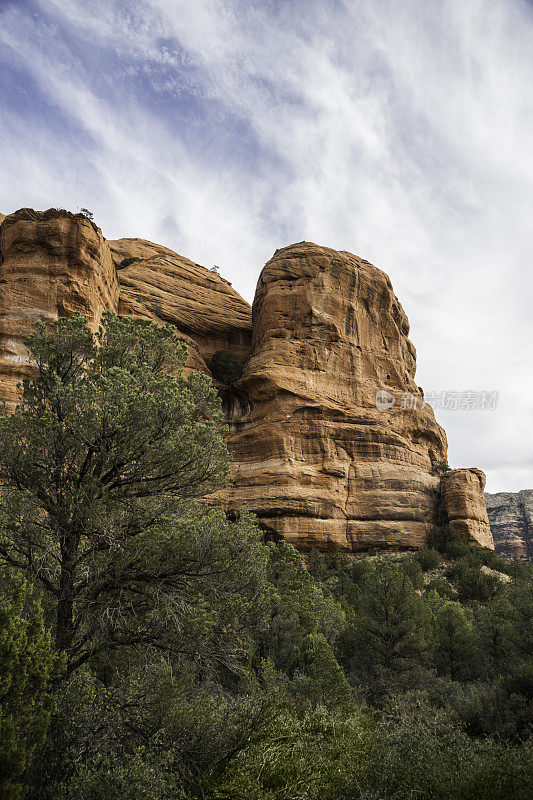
[290,633,352,708]
[414,547,442,571]
[117,256,140,269]
[446,556,503,605]
[0,576,63,799]
[210,349,243,386]
[350,558,375,585]
[470,547,518,577]
[430,598,480,681]
[307,549,328,580]
[449,682,531,739]
[363,704,533,800]
[401,557,424,589]
[218,707,374,800]
[434,523,471,559]
[338,562,431,695]
[504,659,533,700]
[426,576,455,599]
[457,566,501,604]
[431,460,451,475]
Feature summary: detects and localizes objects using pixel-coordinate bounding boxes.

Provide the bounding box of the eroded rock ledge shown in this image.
[0,209,493,552]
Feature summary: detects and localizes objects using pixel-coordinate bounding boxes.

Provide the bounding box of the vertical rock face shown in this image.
[0,212,493,553]
[219,242,492,551]
[0,209,119,409]
[440,469,493,549]
[108,238,252,372]
[485,491,533,560]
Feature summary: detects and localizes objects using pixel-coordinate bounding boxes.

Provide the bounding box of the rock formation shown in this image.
[219,242,492,551]
[439,469,493,549]
[0,209,493,552]
[108,237,252,372]
[0,209,118,409]
[485,490,533,560]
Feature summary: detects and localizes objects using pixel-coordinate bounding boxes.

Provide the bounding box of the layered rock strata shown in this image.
[439,469,493,549]
[0,210,493,552]
[220,242,492,551]
[108,237,252,372]
[0,209,118,409]
[485,490,533,560]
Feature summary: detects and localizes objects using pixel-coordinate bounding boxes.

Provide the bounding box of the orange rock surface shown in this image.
[439,468,493,549]
[0,210,493,551]
[108,238,252,372]
[0,209,118,409]
[219,242,492,551]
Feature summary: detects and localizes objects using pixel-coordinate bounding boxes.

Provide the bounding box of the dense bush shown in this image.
[0,576,63,799]
[400,557,424,589]
[426,576,456,599]
[362,702,533,800]
[433,523,471,559]
[414,547,442,571]
[210,349,243,386]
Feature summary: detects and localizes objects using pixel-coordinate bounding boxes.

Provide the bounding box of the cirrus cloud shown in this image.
[0,0,532,492]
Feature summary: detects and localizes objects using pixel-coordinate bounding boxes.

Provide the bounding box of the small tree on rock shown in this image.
[210,350,243,387]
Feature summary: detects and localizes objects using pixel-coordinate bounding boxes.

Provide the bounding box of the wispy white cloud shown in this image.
[1,0,532,492]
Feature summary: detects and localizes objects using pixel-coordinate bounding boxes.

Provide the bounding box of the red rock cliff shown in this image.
[0,210,493,552]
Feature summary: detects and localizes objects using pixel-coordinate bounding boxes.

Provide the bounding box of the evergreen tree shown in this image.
[339,561,431,692]
[0,313,265,676]
[210,350,243,387]
[428,594,480,681]
[290,633,352,707]
[257,543,345,671]
[0,576,63,799]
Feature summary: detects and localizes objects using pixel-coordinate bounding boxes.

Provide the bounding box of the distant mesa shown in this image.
[486,490,533,561]
[0,208,494,552]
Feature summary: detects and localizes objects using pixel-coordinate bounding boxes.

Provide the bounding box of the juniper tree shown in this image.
[0,313,266,676]
[210,350,243,387]
[0,575,62,799]
[338,561,431,694]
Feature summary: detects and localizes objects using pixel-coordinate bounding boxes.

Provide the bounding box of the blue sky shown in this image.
[1,0,532,492]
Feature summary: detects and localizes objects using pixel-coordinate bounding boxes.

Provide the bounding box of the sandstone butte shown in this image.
[0,208,493,553]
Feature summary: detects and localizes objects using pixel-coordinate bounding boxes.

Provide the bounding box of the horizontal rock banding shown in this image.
[0,209,118,409]
[219,242,491,551]
[0,211,493,552]
[485,490,533,560]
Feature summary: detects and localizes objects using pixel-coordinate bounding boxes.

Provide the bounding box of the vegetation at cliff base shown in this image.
[0,314,531,799]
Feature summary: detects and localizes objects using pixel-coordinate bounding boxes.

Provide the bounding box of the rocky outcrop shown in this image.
[109,238,252,372]
[218,242,492,552]
[0,210,493,553]
[0,209,119,409]
[485,491,533,560]
[439,469,493,549]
